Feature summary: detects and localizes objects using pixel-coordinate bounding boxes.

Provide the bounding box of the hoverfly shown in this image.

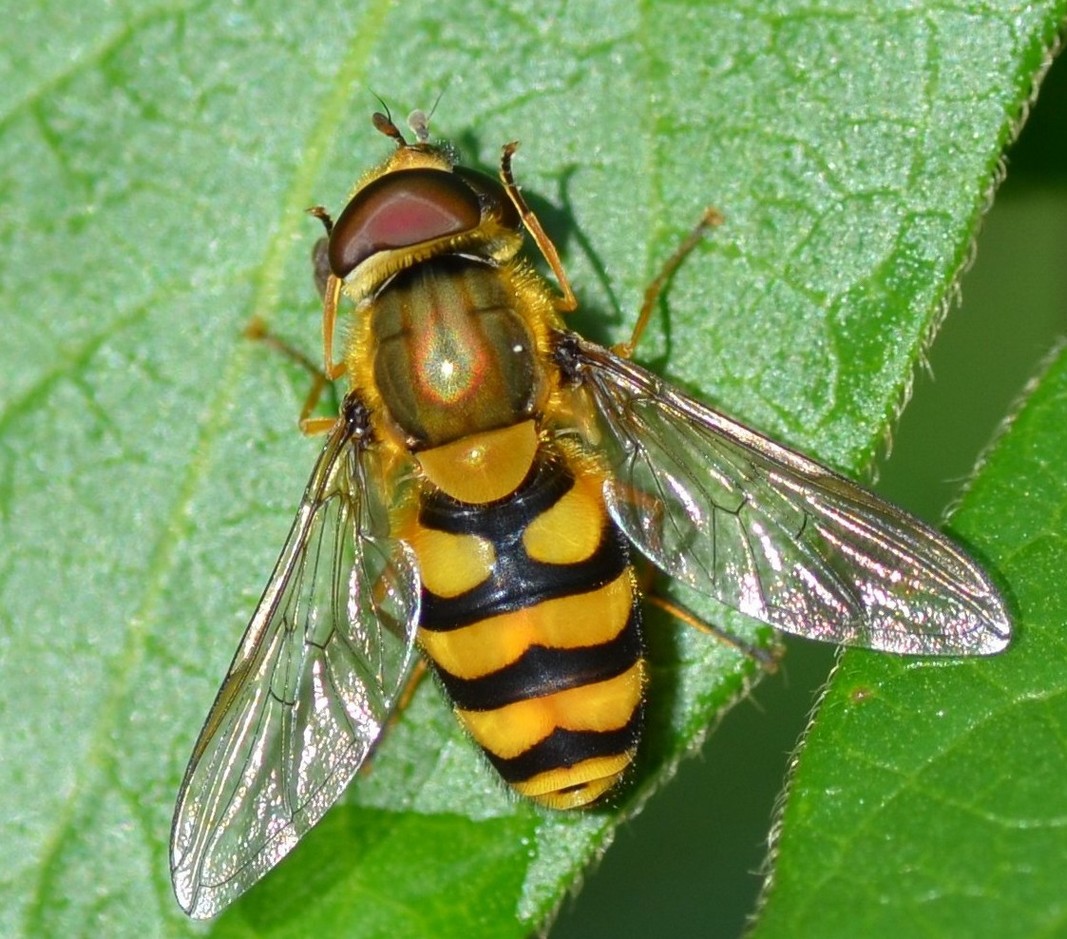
[170,108,1011,918]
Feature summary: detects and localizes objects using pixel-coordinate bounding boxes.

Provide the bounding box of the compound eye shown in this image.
[328,169,482,278]
[452,165,521,232]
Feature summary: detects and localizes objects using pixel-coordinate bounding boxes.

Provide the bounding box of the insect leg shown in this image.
[245,206,352,435]
[357,658,430,779]
[616,207,724,360]
[243,315,343,436]
[645,591,781,674]
[499,141,578,314]
[394,657,429,715]
[306,206,349,387]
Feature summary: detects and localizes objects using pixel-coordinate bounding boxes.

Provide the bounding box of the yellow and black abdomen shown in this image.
[411,448,645,809]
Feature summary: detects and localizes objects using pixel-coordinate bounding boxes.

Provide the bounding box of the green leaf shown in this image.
[0,2,1061,938]
[750,341,1067,939]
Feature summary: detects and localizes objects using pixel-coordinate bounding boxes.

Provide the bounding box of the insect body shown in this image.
[370,252,645,809]
[170,110,1011,918]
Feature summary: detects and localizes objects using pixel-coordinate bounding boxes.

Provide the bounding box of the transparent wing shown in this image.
[561,334,1010,656]
[170,404,421,919]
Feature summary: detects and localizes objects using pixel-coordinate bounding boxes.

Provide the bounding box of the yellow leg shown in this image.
[498,140,722,357]
[244,314,344,436]
[358,658,430,778]
[244,205,351,436]
[499,141,578,314]
[616,207,724,360]
[644,591,780,674]
[306,206,349,384]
